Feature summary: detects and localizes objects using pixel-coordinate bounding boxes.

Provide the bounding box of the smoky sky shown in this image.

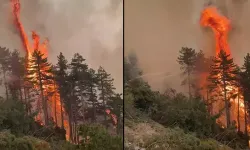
[0,0,123,93]
[125,0,250,93]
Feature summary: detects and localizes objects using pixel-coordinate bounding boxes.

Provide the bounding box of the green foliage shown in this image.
[107,93,123,135]
[78,124,122,150]
[50,140,78,150]
[240,53,250,109]
[177,47,197,97]
[0,99,36,136]
[125,120,232,150]
[152,95,217,137]
[0,131,50,150]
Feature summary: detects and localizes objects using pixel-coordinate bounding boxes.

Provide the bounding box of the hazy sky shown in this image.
[125,0,250,93]
[0,0,123,93]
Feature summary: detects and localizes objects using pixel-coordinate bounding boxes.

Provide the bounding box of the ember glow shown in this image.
[11,0,70,140]
[200,6,247,131]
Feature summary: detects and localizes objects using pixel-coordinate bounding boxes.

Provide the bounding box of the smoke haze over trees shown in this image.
[125,0,249,93]
[0,0,123,149]
[0,0,123,93]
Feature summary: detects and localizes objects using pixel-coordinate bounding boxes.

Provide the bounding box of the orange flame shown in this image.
[200,6,248,132]
[106,109,118,126]
[10,0,70,140]
[200,6,231,55]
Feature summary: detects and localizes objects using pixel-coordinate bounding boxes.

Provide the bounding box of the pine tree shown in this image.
[97,66,115,128]
[85,68,98,122]
[68,53,88,142]
[207,50,238,128]
[0,47,11,100]
[240,53,250,135]
[177,47,196,98]
[8,50,25,101]
[107,93,123,135]
[193,50,212,99]
[54,52,68,130]
[26,50,53,125]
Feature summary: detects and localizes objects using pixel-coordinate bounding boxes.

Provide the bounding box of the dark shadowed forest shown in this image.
[0,46,123,150]
[124,48,250,150]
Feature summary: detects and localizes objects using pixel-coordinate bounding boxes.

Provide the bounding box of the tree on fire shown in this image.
[207,50,238,128]
[0,45,122,149]
[177,47,197,98]
[53,52,121,142]
[26,50,53,126]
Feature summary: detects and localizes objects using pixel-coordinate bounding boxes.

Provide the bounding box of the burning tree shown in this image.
[7,0,120,144]
[26,50,53,125]
[207,50,238,128]
[200,6,249,132]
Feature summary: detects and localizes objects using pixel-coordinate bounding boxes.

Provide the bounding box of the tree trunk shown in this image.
[237,88,240,133]
[37,63,48,125]
[27,88,31,114]
[101,79,107,128]
[74,120,77,144]
[19,78,23,101]
[68,109,73,142]
[91,85,96,122]
[188,70,191,99]
[244,101,248,134]
[72,122,75,143]
[244,94,249,147]
[223,79,230,127]
[24,88,28,113]
[3,70,9,100]
[60,94,64,129]
[54,82,58,126]
[54,95,58,126]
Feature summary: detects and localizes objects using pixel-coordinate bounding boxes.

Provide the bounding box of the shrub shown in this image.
[0,131,51,150]
[78,124,122,150]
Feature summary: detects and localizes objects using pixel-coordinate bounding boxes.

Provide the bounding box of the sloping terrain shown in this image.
[125,115,232,150]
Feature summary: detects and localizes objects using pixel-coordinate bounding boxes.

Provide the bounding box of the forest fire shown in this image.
[10,0,70,140]
[200,6,247,132]
[200,6,231,55]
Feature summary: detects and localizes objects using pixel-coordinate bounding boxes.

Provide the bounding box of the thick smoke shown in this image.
[125,0,249,93]
[0,0,123,93]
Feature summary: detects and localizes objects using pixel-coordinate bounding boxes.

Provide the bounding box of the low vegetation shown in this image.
[124,50,250,149]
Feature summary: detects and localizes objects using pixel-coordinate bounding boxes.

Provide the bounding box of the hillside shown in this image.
[124,52,250,150]
[124,107,232,150]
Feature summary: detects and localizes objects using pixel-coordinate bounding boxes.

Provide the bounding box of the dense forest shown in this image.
[124,48,250,150]
[0,46,123,150]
